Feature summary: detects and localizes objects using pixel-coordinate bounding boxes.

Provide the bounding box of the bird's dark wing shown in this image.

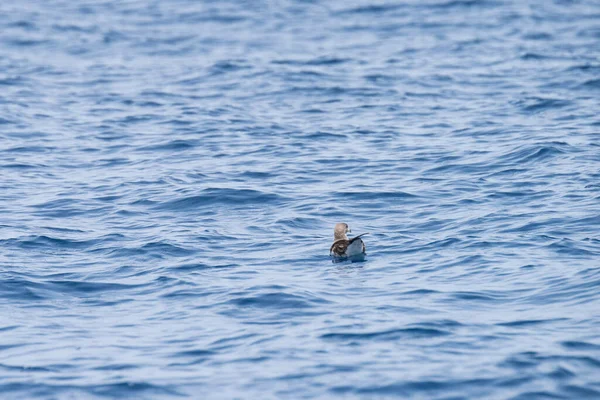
[348,233,369,244]
[330,239,349,256]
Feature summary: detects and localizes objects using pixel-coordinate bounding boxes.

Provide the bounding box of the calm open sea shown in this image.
[1,0,600,399]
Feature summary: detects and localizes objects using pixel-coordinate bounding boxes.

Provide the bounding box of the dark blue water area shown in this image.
[1,0,600,398]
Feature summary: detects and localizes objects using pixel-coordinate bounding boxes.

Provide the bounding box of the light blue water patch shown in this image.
[1,0,600,399]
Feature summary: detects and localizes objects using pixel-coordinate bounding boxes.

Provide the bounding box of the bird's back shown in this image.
[330,234,367,258]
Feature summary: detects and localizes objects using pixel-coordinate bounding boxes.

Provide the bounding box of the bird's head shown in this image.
[334,222,350,240]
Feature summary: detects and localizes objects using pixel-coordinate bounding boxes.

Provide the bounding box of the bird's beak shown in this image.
[347,228,352,233]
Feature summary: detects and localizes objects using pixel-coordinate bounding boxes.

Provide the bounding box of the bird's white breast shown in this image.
[346,238,364,257]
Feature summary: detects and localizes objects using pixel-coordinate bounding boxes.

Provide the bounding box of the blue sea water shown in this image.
[1,0,600,398]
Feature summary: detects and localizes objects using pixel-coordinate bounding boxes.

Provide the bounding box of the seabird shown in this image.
[330,223,368,259]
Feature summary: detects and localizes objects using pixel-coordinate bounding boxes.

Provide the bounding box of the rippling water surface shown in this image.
[1,0,600,398]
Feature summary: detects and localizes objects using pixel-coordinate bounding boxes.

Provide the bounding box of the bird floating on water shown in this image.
[330,223,368,261]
